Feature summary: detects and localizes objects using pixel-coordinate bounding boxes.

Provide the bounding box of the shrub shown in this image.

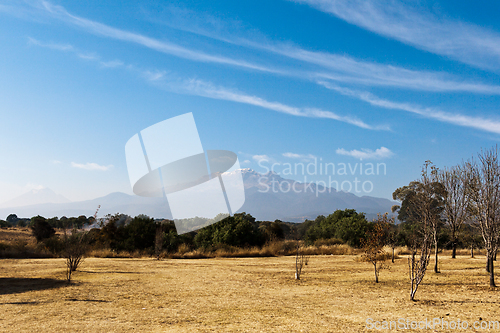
[30,216,55,242]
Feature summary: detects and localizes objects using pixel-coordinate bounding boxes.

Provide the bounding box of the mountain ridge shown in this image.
[0,169,397,222]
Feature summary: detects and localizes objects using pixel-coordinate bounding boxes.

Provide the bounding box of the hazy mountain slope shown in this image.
[0,169,396,222]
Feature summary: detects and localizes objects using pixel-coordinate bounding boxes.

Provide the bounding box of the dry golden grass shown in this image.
[1,254,499,332]
[0,227,34,244]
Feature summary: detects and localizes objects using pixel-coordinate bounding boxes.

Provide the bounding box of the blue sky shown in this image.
[0,0,499,204]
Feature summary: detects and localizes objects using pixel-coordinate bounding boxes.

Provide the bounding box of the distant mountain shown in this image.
[237,168,396,222]
[0,187,70,208]
[0,169,397,222]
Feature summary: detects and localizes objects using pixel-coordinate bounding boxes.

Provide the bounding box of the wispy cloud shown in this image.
[252,155,271,162]
[29,37,382,130]
[25,2,500,94]
[37,0,278,74]
[336,147,393,160]
[99,60,124,68]
[71,162,113,171]
[146,5,500,95]
[166,78,384,130]
[320,81,500,135]
[27,37,73,51]
[291,0,500,71]
[28,37,125,69]
[23,2,500,135]
[282,152,317,161]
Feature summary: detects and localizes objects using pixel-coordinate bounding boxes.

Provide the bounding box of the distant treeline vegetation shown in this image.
[0,208,481,258]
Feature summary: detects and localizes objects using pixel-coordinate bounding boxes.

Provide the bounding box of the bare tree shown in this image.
[407,231,432,301]
[393,161,445,300]
[361,213,392,283]
[467,146,500,287]
[295,240,308,280]
[64,227,89,282]
[64,206,98,282]
[437,165,471,259]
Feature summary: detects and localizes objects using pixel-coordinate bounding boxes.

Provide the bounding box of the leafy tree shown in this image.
[393,161,446,273]
[30,215,55,242]
[305,209,370,247]
[6,214,19,225]
[194,213,263,249]
[123,215,156,251]
[385,223,406,263]
[259,220,286,242]
[295,218,316,240]
[163,221,194,252]
[393,161,446,301]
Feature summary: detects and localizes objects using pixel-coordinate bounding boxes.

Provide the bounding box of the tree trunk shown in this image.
[471,245,474,258]
[451,228,457,259]
[295,241,300,280]
[434,232,439,273]
[374,263,378,283]
[392,247,395,263]
[494,250,497,261]
[486,256,490,273]
[489,256,496,287]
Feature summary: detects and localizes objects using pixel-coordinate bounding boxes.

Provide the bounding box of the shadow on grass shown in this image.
[65,298,110,302]
[0,277,68,295]
[80,270,143,274]
[419,298,500,305]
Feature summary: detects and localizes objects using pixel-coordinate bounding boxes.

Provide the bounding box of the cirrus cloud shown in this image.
[336,147,393,160]
[71,162,113,171]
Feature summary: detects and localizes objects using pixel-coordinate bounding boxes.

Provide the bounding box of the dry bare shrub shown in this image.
[396,246,411,255]
[88,248,117,258]
[295,246,307,280]
[313,238,343,247]
[176,243,191,255]
[63,229,89,282]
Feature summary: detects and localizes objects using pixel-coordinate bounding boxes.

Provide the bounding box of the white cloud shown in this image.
[252,155,271,162]
[28,37,127,70]
[147,6,500,94]
[336,147,393,160]
[99,59,124,68]
[51,160,61,164]
[28,36,382,130]
[320,81,500,135]
[38,1,277,74]
[142,70,167,82]
[26,3,500,135]
[169,78,383,130]
[27,37,73,51]
[291,0,500,71]
[282,152,317,161]
[71,162,113,171]
[27,2,500,94]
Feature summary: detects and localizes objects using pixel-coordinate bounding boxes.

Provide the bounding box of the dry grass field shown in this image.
[1,253,499,332]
